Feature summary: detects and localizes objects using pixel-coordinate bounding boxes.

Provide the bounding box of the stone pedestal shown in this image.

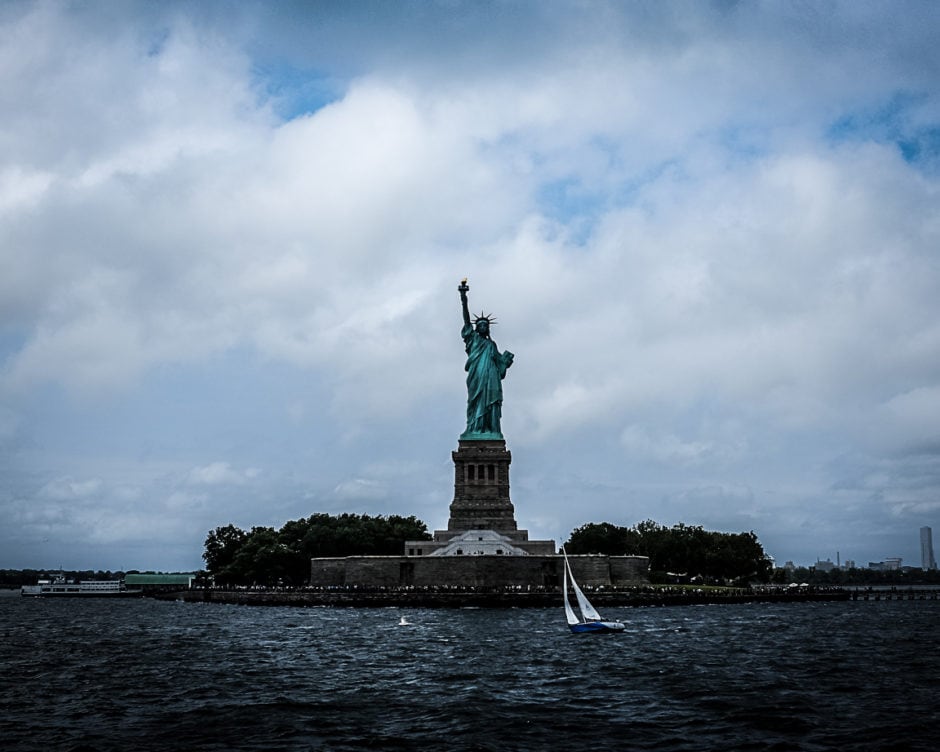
[399,438,555,556]
[434,439,525,541]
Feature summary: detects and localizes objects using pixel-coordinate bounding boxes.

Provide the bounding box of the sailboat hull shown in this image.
[569,620,625,634]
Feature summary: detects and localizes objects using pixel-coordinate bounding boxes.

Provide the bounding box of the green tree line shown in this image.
[203,512,431,586]
[565,520,773,585]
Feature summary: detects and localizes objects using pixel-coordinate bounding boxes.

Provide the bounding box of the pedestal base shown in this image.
[442,439,518,535]
[401,437,556,557]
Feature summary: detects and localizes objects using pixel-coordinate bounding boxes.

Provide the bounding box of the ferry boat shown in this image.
[21,577,143,597]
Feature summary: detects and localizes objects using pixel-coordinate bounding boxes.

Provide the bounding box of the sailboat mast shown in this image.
[561,547,580,625]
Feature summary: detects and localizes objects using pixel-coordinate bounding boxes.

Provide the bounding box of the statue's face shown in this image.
[476,319,489,336]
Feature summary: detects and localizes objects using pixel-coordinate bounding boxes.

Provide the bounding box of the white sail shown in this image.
[570,567,603,622]
[562,548,603,623]
[562,554,580,625]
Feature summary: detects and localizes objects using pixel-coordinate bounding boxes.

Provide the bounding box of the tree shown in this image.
[202,513,432,586]
[203,525,248,584]
[564,519,773,584]
[229,526,294,586]
[566,521,638,555]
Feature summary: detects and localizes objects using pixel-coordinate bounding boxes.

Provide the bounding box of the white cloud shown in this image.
[38,477,103,501]
[188,462,258,486]
[165,490,209,512]
[620,425,742,466]
[333,478,388,502]
[1,2,939,569]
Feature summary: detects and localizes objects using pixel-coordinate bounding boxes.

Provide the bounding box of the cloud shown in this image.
[876,387,940,455]
[333,478,388,502]
[1,2,939,570]
[188,462,260,486]
[165,490,209,512]
[38,477,103,501]
[620,425,743,466]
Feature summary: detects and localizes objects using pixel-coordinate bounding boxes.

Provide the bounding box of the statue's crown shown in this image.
[473,311,496,325]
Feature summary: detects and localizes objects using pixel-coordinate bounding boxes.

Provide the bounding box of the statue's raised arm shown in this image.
[458,278,471,329]
[458,278,514,440]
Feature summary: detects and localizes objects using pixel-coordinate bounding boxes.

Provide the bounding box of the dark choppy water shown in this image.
[1,593,936,751]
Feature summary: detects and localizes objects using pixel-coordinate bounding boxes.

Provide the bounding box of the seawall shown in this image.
[154,587,852,608]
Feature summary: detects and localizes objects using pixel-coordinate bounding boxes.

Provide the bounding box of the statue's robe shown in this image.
[462,322,513,437]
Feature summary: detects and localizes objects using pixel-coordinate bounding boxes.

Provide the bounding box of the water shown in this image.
[1,593,936,751]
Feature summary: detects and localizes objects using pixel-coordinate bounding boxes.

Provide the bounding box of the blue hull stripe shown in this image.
[569,621,625,634]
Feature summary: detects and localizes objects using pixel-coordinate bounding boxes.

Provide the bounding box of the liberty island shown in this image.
[307,279,648,591]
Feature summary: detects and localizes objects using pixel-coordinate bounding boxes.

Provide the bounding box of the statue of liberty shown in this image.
[458,278,514,439]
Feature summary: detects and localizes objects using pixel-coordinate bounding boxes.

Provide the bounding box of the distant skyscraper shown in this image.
[921,526,937,571]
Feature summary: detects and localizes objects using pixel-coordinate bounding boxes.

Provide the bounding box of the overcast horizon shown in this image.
[2,1,939,573]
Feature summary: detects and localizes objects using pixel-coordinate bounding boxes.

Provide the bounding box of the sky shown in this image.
[2,0,939,573]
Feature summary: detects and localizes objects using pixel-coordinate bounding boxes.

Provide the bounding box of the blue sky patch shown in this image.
[827,91,939,168]
[537,177,603,226]
[253,61,344,121]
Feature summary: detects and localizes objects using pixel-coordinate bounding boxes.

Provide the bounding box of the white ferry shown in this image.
[21,577,143,597]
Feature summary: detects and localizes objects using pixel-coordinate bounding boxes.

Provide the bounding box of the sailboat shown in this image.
[562,547,625,634]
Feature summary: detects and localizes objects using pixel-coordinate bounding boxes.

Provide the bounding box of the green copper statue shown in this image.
[458,278,514,439]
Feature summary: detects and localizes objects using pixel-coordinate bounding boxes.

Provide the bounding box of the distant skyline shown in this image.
[2,1,939,572]
[921,526,937,571]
